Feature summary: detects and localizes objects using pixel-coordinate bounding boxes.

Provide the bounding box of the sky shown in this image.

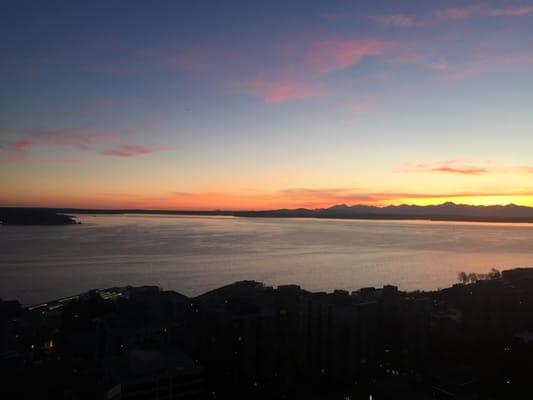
[1,0,532,210]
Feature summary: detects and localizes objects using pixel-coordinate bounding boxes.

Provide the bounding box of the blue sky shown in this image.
[1,0,533,209]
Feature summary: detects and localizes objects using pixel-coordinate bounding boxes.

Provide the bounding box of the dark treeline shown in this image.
[0,208,77,225]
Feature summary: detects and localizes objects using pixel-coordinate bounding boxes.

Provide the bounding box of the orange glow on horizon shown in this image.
[386,196,533,208]
[2,192,533,210]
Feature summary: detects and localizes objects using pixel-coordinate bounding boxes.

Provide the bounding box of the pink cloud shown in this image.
[4,129,120,153]
[236,37,396,103]
[240,76,319,103]
[369,7,484,29]
[369,4,532,30]
[2,128,161,160]
[488,6,533,17]
[404,160,489,175]
[404,160,533,176]
[435,4,533,20]
[6,138,33,151]
[101,145,161,157]
[346,101,374,114]
[33,131,118,149]
[305,38,391,74]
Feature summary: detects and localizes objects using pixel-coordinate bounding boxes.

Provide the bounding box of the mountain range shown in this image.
[231,202,533,222]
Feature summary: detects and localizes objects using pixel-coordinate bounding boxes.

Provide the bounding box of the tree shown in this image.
[488,268,501,280]
[458,269,501,284]
[458,272,469,284]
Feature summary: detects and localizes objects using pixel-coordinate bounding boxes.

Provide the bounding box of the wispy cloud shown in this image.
[371,4,533,29]
[487,6,533,17]
[238,75,319,103]
[370,14,421,28]
[234,37,395,103]
[1,128,162,161]
[406,160,489,175]
[387,48,450,71]
[280,188,394,205]
[3,129,119,153]
[403,160,533,175]
[437,51,533,82]
[101,145,161,157]
[5,138,33,151]
[305,38,391,74]
[431,166,487,175]
[281,187,358,196]
[435,4,485,21]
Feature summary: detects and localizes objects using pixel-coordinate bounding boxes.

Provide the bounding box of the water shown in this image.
[1,214,533,305]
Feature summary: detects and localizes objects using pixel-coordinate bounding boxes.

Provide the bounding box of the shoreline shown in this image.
[19,267,528,311]
[4,207,533,224]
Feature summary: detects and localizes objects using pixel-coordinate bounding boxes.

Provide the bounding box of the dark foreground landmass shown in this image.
[2,267,533,399]
[7,201,533,223]
[0,208,77,225]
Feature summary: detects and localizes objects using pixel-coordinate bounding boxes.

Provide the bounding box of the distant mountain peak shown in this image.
[328,204,349,210]
[441,201,457,206]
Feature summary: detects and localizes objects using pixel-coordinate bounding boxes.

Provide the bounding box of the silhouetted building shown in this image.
[104,349,205,400]
[2,267,533,399]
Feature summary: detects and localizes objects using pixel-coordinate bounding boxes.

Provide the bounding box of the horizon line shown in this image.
[1,201,532,212]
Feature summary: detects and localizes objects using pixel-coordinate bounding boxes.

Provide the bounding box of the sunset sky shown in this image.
[1,1,532,210]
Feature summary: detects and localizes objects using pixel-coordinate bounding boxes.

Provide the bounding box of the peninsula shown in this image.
[0,208,78,225]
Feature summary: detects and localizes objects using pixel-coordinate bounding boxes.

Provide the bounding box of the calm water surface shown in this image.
[1,214,533,305]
